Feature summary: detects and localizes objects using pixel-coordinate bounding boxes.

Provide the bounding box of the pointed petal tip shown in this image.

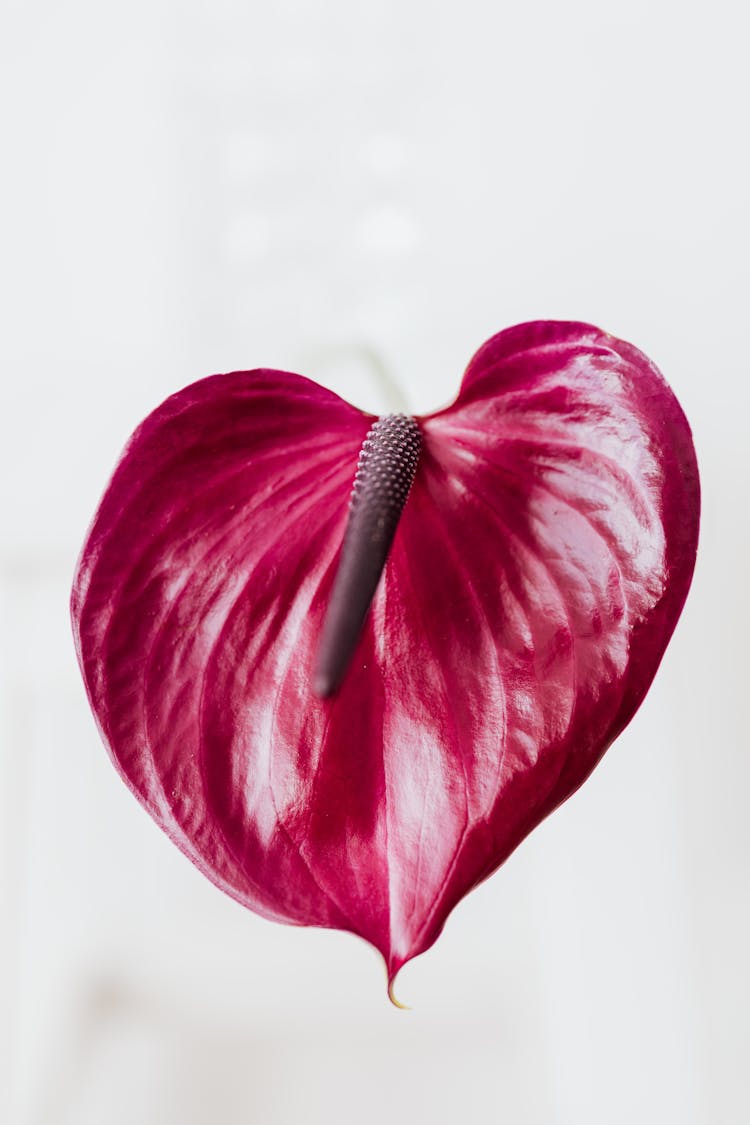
[383,953,411,1010]
[387,974,411,1011]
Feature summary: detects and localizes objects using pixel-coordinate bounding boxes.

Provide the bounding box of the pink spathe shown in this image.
[71,320,699,989]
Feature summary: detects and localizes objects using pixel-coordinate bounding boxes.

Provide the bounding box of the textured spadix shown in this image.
[72,320,699,986]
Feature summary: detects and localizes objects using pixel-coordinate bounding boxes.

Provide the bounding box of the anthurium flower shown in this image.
[71,320,699,995]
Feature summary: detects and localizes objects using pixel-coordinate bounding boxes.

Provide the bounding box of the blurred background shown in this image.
[2,1,748,1122]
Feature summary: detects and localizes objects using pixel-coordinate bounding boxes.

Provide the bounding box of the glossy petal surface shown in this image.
[72,321,699,982]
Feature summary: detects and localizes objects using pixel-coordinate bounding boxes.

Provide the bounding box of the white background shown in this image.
[2,2,748,1122]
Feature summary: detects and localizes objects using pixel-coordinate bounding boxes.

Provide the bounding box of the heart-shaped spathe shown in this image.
[71,320,699,988]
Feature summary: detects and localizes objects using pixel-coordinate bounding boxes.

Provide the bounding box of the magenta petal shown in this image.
[72,322,699,985]
[73,371,374,926]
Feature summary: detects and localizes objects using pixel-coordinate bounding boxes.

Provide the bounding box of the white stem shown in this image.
[300,343,411,415]
[357,345,411,414]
